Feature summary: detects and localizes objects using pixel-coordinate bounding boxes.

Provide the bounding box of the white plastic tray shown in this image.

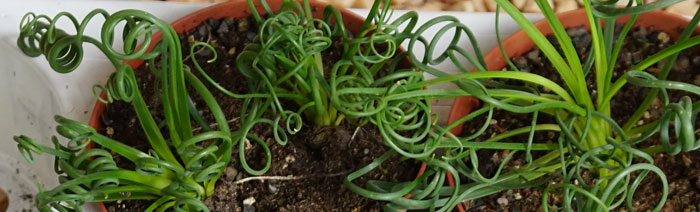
[0,1,544,211]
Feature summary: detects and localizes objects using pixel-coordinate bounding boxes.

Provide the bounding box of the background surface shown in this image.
[162,0,700,16]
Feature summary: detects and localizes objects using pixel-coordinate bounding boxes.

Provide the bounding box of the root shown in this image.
[234,170,352,184]
[192,117,240,132]
[183,32,213,62]
[350,126,361,141]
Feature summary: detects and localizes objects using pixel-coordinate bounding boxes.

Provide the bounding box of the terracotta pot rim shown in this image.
[87,1,369,211]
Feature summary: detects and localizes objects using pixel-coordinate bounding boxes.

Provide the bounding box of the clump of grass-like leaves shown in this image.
[15,8,233,211]
[353,0,700,211]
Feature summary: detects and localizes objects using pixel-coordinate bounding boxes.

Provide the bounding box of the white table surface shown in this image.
[0,1,545,211]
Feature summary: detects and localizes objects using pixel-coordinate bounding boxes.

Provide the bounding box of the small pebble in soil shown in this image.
[199,48,212,57]
[243,197,256,212]
[526,49,540,62]
[657,32,670,44]
[206,19,219,29]
[670,182,678,192]
[235,172,244,181]
[682,154,692,167]
[632,51,643,64]
[246,32,256,40]
[513,56,527,66]
[567,27,587,37]
[693,75,700,86]
[238,18,249,32]
[187,35,195,43]
[363,148,369,154]
[652,97,663,109]
[514,192,522,200]
[490,152,500,163]
[693,56,700,65]
[197,24,208,38]
[244,139,253,150]
[106,127,114,136]
[267,180,279,193]
[227,47,236,55]
[632,27,647,39]
[284,155,295,163]
[223,17,235,29]
[623,52,633,66]
[675,55,691,72]
[497,197,509,206]
[224,166,238,181]
[643,111,651,119]
[217,21,229,34]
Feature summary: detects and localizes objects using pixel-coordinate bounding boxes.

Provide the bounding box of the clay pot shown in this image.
[0,188,8,212]
[86,1,370,211]
[446,8,700,211]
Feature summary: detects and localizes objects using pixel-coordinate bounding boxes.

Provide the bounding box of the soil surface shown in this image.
[100,16,419,211]
[459,26,700,211]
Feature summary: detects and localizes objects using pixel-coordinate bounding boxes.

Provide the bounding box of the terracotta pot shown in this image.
[0,188,7,212]
[446,8,700,211]
[86,0,371,211]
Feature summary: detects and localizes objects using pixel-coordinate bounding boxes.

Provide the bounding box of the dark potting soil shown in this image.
[459,26,700,211]
[100,16,419,211]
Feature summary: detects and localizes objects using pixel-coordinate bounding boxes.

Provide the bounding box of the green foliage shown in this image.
[14,0,700,211]
[16,8,232,212]
[13,0,430,211]
[351,0,700,211]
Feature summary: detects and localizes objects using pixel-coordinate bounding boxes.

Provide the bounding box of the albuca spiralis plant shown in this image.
[197,0,425,177]
[347,0,700,211]
[322,0,700,212]
[10,0,431,211]
[14,8,235,212]
[483,0,700,211]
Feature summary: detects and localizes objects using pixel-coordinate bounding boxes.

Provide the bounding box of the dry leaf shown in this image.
[512,0,528,9]
[666,0,699,16]
[450,0,476,11]
[555,0,578,12]
[473,0,488,11]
